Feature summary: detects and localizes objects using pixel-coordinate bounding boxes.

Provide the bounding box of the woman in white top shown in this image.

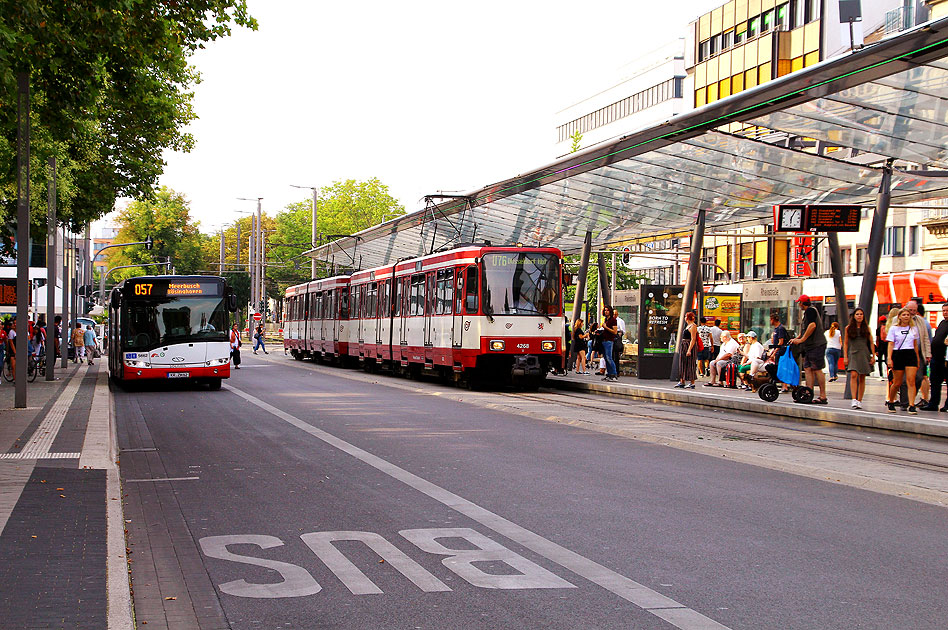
[885,308,920,414]
[825,321,842,382]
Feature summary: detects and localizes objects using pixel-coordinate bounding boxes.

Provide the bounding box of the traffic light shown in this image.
[621,247,631,266]
[83,299,93,314]
[144,235,154,250]
[77,283,92,297]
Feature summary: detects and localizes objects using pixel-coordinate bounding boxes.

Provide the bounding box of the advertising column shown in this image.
[637,283,683,379]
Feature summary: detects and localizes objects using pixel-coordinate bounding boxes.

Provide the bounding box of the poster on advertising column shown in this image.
[702,293,741,333]
[639,284,683,355]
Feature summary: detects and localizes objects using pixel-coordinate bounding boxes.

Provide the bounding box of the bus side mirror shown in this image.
[227,292,238,312]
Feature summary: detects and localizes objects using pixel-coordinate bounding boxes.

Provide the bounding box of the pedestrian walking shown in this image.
[905,299,932,407]
[600,306,619,382]
[825,321,842,381]
[842,308,874,409]
[572,318,588,374]
[876,315,888,380]
[253,325,268,354]
[886,308,921,414]
[71,323,85,364]
[789,295,828,404]
[83,325,97,366]
[53,315,62,358]
[675,311,698,389]
[919,302,948,412]
[4,320,15,381]
[230,323,242,369]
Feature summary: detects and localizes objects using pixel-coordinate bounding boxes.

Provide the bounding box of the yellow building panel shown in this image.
[758,33,773,65]
[804,50,820,67]
[735,0,748,22]
[695,62,707,88]
[695,87,707,108]
[716,245,730,272]
[707,56,719,84]
[791,55,804,72]
[804,21,820,53]
[723,1,735,29]
[745,67,758,89]
[708,82,720,103]
[745,39,758,65]
[730,45,744,74]
[748,0,761,17]
[761,0,775,10]
[755,241,768,265]
[711,7,723,35]
[759,61,772,84]
[719,50,732,77]
[777,59,792,77]
[790,27,805,58]
[720,77,732,98]
[773,240,789,275]
[699,12,711,41]
[732,72,744,94]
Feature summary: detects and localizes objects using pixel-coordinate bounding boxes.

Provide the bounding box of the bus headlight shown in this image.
[124,359,148,368]
[489,340,505,351]
[541,340,556,352]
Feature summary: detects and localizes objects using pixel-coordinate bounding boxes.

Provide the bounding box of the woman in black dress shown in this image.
[676,311,698,388]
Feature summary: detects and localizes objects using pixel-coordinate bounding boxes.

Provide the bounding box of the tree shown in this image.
[105,187,204,285]
[570,130,583,153]
[0,1,257,237]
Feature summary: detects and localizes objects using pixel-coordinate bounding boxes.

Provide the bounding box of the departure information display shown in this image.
[774,204,862,232]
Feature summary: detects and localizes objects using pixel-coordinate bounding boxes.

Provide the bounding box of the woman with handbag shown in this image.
[230,323,242,370]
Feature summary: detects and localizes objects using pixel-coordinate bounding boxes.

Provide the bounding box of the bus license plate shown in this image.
[167,372,190,379]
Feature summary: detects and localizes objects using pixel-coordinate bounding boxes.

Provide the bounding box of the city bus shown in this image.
[108,275,239,389]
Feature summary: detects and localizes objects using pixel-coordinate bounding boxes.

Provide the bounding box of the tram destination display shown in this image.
[774,204,863,232]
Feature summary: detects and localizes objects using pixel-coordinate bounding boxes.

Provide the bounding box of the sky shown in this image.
[141,0,723,235]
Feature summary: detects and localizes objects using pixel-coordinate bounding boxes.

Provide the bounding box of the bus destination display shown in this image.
[131,280,220,297]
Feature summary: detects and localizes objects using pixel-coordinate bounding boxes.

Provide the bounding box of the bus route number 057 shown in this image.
[134,283,153,296]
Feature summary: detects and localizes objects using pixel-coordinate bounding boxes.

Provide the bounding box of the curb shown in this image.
[547,377,948,439]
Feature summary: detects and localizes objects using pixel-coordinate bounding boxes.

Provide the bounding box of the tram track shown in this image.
[501,389,948,474]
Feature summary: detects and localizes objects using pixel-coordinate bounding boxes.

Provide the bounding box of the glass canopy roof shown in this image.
[309,19,948,272]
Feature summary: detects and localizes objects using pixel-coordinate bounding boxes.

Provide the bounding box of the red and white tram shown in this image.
[284,244,565,386]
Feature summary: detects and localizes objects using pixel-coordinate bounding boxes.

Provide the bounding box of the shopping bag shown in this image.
[776,347,800,387]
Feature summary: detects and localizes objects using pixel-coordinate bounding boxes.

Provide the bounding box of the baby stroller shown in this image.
[755,346,814,404]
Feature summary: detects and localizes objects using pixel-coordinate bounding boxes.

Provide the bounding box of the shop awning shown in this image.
[308,18,948,272]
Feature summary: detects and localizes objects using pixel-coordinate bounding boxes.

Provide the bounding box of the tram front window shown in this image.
[482,252,559,316]
[124,297,229,350]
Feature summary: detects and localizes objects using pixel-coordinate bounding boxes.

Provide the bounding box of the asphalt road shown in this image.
[114,353,948,630]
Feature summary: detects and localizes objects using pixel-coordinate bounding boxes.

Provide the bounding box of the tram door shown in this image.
[320,291,328,353]
[452,267,464,348]
[331,289,338,349]
[400,277,410,351]
[424,273,435,348]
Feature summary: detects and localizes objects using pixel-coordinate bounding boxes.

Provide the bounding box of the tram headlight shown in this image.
[541,340,556,352]
[489,340,505,351]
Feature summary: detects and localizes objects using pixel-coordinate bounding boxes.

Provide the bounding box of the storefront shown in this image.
[740,279,804,343]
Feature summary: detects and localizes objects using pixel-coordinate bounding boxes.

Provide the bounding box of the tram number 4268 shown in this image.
[199,527,574,598]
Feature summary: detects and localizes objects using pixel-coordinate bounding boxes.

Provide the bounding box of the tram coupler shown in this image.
[511,354,541,377]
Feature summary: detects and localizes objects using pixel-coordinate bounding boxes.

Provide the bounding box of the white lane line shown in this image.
[124,476,200,483]
[0,452,80,460]
[224,383,731,630]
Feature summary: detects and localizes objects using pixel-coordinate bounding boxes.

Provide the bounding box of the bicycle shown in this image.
[2,352,41,383]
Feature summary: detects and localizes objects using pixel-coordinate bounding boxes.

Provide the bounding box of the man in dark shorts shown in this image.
[789,295,827,404]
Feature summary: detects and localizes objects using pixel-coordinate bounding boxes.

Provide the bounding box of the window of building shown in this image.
[805,0,820,23]
[735,25,746,44]
[884,226,905,257]
[909,225,920,255]
[698,39,710,61]
[748,16,759,37]
[856,247,866,273]
[761,10,773,31]
[722,30,733,49]
[710,34,720,55]
[791,0,804,28]
[841,248,851,274]
[776,3,790,29]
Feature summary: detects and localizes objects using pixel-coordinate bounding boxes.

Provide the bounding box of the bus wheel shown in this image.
[207,378,222,391]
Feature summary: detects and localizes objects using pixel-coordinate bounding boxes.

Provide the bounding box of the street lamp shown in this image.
[290,184,319,278]
[238,197,263,331]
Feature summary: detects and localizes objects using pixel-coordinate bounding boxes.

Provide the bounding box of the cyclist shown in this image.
[32,316,46,360]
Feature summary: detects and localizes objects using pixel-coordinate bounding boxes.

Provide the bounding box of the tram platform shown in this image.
[0,362,129,629]
[547,371,948,440]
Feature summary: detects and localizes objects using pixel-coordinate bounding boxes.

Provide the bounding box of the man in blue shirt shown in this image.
[83,325,98,366]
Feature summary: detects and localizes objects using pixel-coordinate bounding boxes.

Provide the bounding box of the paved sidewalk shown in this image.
[0,361,130,629]
[549,369,948,439]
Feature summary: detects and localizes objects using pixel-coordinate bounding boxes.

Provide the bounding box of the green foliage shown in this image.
[0,1,257,235]
[106,187,204,284]
[570,130,583,153]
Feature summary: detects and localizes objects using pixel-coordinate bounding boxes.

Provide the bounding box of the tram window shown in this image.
[327,290,334,318]
[351,287,360,320]
[464,266,479,314]
[410,274,425,316]
[426,273,436,315]
[441,269,454,314]
[340,288,349,319]
[455,269,465,314]
[393,279,401,316]
[367,282,378,319]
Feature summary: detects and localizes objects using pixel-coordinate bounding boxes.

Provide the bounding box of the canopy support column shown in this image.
[828,231,850,398]
[858,160,893,316]
[597,253,610,310]
[570,232,592,329]
[672,208,706,381]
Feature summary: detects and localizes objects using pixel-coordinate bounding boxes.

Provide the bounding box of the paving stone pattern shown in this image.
[0,467,106,629]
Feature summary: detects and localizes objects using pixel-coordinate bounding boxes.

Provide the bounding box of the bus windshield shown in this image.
[482,252,559,317]
[123,296,229,350]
